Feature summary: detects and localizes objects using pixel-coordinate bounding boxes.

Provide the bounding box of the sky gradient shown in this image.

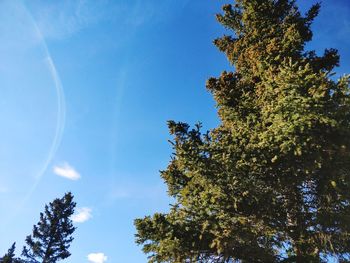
[0,0,349,262]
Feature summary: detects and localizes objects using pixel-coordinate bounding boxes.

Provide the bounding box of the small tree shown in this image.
[1,243,22,263]
[135,0,350,262]
[22,192,76,263]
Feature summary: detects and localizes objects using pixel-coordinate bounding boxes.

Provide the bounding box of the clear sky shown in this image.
[0,0,349,262]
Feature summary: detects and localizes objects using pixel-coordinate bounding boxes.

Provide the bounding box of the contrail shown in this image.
[12,0,66,212]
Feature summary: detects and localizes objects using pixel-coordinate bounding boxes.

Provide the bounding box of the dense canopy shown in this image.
[135,0,350,262]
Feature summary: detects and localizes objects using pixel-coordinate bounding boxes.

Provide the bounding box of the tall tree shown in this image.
[22,192,76,263]
[135,0,350,262]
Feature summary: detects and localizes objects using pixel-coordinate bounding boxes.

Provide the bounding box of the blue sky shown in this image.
[0,0,349,262]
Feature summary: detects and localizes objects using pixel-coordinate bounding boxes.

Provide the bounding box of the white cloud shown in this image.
[53,163,81,180]
[87,253,107,263]
[71,207,92,223]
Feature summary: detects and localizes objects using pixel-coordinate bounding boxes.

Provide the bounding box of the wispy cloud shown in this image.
[0,186,8,193]
[108,180,169,201]
[28,0,105,40]
[71,207,92,223]
[27,0,189,41]
[87,253,107,263]
[0,0,42,52]
[53,163,81,180]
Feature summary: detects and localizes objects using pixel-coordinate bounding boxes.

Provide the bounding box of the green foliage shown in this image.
[21,192,76,263]
[135,0,350,262]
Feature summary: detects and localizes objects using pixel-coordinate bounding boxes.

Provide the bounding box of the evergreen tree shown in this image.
[22,192,76,263]
[1,243,22,263]
[135,0,350,262]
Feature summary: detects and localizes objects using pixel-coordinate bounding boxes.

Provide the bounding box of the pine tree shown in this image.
[1,243,22,263]
[22,192,76,263]
[134,0,350,262]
